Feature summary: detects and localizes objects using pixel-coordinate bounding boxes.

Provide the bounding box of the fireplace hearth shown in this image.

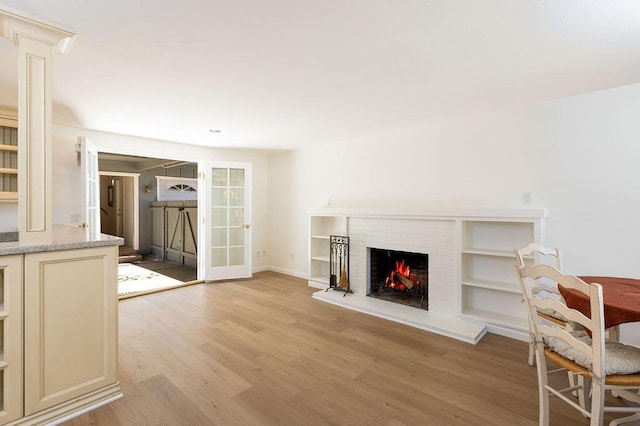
[368,248,428,310]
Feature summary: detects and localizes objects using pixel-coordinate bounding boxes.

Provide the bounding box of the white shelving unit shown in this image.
[306,208,545,341]
[460,218,542,335]
[308,215,347,288]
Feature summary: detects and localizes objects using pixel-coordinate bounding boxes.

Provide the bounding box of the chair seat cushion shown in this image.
[538,307,567,322]
[535,286,568,322]
[546,330,640,375]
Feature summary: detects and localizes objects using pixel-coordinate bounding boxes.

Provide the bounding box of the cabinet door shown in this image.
[0,255,23,424]
[24,246,118,415]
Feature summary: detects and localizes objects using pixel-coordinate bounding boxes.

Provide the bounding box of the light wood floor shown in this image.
[64,272,635,425]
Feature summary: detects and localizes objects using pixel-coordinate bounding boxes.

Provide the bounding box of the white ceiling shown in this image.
[1,1,640,153]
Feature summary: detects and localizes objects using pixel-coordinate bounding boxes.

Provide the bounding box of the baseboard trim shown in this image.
[485,323,529,342]
[8,383,123,426]
[262,266,307,280]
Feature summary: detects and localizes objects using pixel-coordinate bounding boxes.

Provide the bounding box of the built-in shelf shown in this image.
[308,215,347,288]
[460,219,541,336]
[461,278,522,294]
[462,248,517,257]
[0,110,18,202]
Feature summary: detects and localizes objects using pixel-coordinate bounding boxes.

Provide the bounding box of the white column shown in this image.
[0,7,75,244]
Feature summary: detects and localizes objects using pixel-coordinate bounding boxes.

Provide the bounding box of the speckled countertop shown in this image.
[0,225,123,256]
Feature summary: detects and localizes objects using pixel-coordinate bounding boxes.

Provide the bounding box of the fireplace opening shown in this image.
[368,248,428,310]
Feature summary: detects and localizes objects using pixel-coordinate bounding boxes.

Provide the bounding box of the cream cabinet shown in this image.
[0,108,18,202]
[308,214,347,288]
[0,245,120,425]
[24,246,118,416]
[0,255,23,425]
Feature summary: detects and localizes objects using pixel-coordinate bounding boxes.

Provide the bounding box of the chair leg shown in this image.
[569,372,589,411]
[569,372,577,396]
[538,384,549,426]
[609,412,640,426]
[535,351,550,425]
[578,375,590,415]
[589,379,605,426]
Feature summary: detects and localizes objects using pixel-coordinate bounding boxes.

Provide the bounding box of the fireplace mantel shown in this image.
[308,207,545,344]
[307,207,546,220]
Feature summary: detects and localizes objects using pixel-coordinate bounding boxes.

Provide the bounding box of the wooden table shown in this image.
[558,276,640,331]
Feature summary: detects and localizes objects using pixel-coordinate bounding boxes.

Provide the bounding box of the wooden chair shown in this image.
[515,244,620,365]
[514,243,565,366]
[516,264,640,426]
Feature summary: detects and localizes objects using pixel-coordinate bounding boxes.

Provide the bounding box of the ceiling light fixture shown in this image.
[208,129,221,133]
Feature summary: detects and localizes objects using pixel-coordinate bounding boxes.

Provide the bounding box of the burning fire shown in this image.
[384,260,420,291]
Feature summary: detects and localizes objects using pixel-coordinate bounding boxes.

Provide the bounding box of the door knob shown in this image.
[243,224,251,229]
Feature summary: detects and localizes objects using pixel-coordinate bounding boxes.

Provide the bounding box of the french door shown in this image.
[200,161,252,280]
[79,136,100,239]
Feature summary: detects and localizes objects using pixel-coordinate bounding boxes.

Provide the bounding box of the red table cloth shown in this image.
[558,276,640,330]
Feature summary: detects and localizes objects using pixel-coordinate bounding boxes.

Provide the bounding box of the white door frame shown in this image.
[98,171,140,250]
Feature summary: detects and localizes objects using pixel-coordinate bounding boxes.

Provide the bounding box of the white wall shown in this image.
[49,124,270,271]
[268,82,640,277]
[267,82,640,343]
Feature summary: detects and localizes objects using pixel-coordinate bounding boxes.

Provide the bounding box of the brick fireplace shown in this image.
[368,247,428,310]
[349,217,456,312]
[312,213,487,344]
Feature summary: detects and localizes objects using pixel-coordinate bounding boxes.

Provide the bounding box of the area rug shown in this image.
[118,263,185,298]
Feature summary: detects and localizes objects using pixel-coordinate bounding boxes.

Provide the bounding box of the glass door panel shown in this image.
[202,162,251,280]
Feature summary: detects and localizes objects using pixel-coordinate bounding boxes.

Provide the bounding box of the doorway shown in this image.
[97,152,199,296]
[93,153,253,292]
[99,172,139,251]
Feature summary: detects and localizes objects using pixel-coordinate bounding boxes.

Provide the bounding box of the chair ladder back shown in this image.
[514,243,562,270]
[531,292,588,327]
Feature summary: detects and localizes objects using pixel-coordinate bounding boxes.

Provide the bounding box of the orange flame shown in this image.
[394,260,410,278]
[384,259,416,290]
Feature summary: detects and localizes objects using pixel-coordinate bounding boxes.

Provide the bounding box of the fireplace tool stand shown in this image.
[327,235,352,296]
